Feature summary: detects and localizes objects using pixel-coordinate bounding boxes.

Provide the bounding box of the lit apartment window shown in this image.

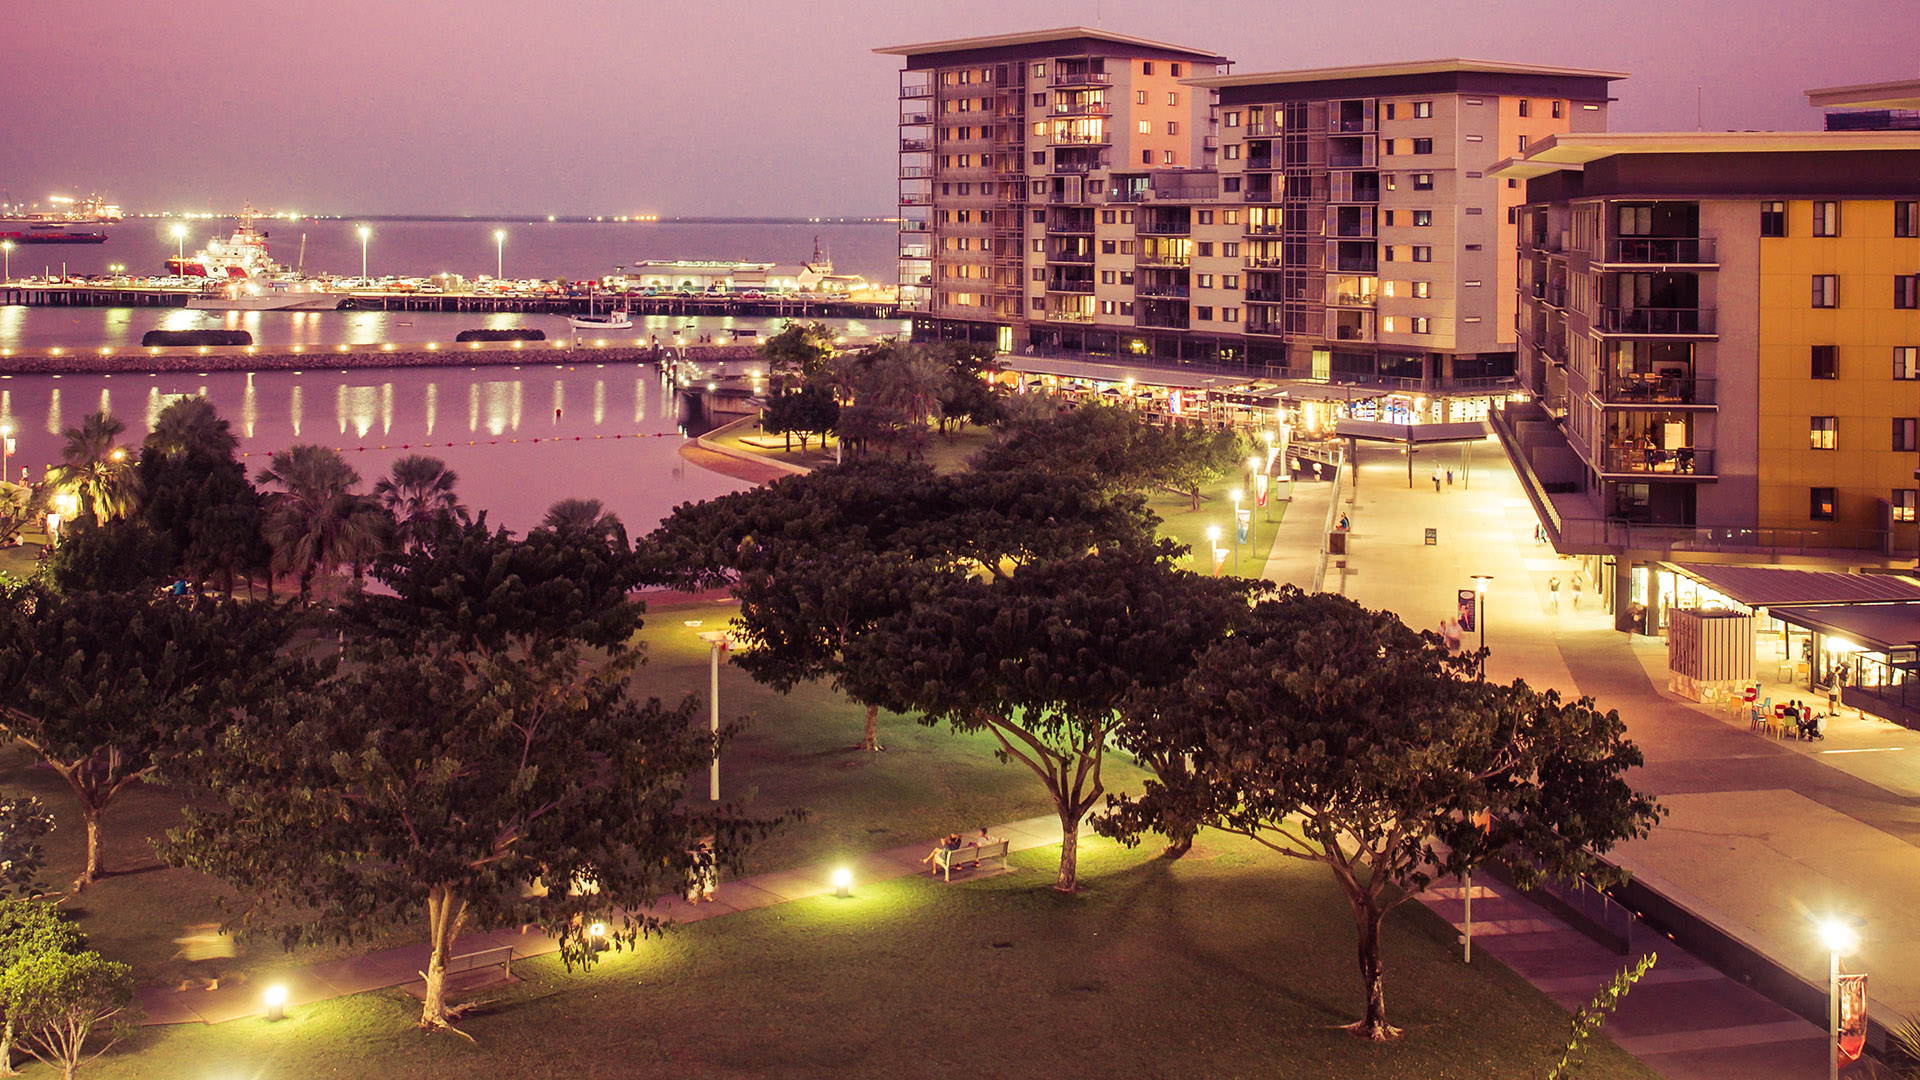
[1412,281,1431,298]
[1896,418,1918,453]
[1413,210,1433,226]
[1414,101,1433,118]
[1224,111,1241,127]
[1197,210,1214,224]
[1121,211,1134,223]
[1412,246,1432,262]
[1168,92,1179,106]
[1032,238,1044,252]
[1163,150,1175,164]
[1813,201,1840,237]
[1518,135,1529,153]
[1224,307,1240,322]
[1899,347,1920,379]
[1761,202,1787,237]
[1552,100,1564,118]
[1031,267,1044,281]
[1101,300,1115,314]
[1224,145,1240,161]
[1381,316,1397,333]
[1223,274,1239,288]
[1812,344,1837,379]
[1810,416,1837,450]
[1413,173,1434,190]
[1898,201,1919,237]
[1812,275,1839,308]
[1412,317,1431,334]
[1413,138,1433,154]
[1518,99,1531,117]
[1895,490,1917,523]
[1810,488,1837,521]
[1138,120,1152,135]
[1197,273,1213,288]
[1033,63,1046,77]
[1897,276,1919,310]
[1465,135,1483,143]
[1224,210,1239,224]
[1121,240,1135,254]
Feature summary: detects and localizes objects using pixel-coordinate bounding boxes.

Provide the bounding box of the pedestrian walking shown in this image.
[1547,575,1561,612]
[1446,468,1455,488]
[1570,573,1583,611]
[1432,464,1442,492]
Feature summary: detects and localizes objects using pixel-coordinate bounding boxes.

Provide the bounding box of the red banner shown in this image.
[1839,972,1868,1066]
[1255,473,1269,508]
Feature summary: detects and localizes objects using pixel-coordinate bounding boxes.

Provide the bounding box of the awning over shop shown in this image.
[1334,419,1493,444]
[1766,603,1920,655]
[1667,564,1920,608]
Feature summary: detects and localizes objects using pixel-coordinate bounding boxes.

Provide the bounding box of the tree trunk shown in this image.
[1344,898,1398,1040]
[420,885,466,1029]
[856,704,881,752]
[1055,808,1081,893]
[76,806,102,889]
[1161,832,1194,859]
[1,1014,16,1075]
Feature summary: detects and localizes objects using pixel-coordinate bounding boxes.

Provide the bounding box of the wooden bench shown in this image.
[933,838,1011,882]
[420,944,514,985]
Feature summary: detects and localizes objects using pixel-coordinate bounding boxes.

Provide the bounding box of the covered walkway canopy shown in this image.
[1764,603,1920,655]
[1666,564,1920,609]
[1334,419,1492,445]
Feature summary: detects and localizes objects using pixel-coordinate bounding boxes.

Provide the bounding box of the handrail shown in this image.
[1311,446,1347,593]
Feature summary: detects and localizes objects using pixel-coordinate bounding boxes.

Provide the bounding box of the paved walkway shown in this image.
[1315,437,1913,1079]
[138,813,1092,1026]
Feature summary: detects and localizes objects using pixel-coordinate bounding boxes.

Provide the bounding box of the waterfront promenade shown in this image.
[1271,440,1918,1077]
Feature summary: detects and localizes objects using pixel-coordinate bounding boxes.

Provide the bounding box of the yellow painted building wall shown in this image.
[1755,199,1920,546]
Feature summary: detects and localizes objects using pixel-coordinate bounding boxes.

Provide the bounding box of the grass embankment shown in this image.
[89,835,1657,1080]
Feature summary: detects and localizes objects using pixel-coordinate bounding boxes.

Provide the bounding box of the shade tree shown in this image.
[0,900,86,1075]
[1098,588,1662,1039]
[0,948,134,1079]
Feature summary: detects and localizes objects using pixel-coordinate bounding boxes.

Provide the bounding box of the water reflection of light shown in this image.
[634,379,645,423]
[242,375,256,438]
[290,385,303,437]
[593,381,605,425]
[98,388,110,417]
[338,385,379,438]
[552,381,564,424]
[45,389,59,434]
[381,383,393,435]
[425,383,437,436]
[467,384,479,433]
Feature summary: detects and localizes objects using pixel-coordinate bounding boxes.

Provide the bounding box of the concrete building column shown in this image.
[1614,556,1637,633]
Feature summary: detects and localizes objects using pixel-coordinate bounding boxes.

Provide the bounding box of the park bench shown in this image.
[419,944,514,987]
[933,838,1011,882]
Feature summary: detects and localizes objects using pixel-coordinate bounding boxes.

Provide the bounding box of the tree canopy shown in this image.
[1098,588,1662,1038]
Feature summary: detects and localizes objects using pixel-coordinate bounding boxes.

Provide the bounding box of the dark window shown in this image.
[1812,275,1838,308]
[1895,418,1918,453]
[1412,138,1433,155]
[1141,62,1153,75]
[1224,177,1241,192]
[1897,276,1919,310]
[1170,63,1182,77]
[1898,201,1919,238]
[1812,344,1837,379]
[1761,201,1786,237]
[1384,103,1396,120]
[1810,487,1837,521]
[1518,99,1531,118]
[1552,100,1564,118]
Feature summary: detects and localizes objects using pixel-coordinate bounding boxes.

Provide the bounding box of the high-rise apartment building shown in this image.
[876,30,1622,392]
[1492,130,1920,627]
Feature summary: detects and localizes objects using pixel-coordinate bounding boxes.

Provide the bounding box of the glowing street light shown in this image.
[169,223,186,272]
[1,239,11,283]
[1822,920,1859,1080]
[263,983,288,1021]
[696,630,734,801]
[1470,575,1494,680]
[832,867,853,899]
[357,225,371,282]
[494,229,506,280]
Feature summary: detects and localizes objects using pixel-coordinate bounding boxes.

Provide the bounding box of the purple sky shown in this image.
[5,0,1913,218]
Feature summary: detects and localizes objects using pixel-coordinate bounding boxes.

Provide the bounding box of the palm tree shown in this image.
[372,454,466,553]
[256,444,390,601]
[48,412,141,526]
[144,396,239,463]
[541,497,626,547]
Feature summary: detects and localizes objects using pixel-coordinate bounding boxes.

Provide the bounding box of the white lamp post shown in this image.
[1,240,11,284]
[0,421,11,482]
[697,630,733,801]
[1822,920,1858,1080]
[1228,489,1243,575]
[1471,575,1493,680]
[494,229,506,280]
[169,223,186,272]
[357,225,371,282]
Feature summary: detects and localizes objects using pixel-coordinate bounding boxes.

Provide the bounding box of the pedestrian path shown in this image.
[137,812,1096,1026]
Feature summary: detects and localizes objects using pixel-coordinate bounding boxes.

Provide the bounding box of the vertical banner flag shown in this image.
[1838,972,1868,1066]
[1255,473,1269,508]
[1211,545,1228,577]
[1236,508,1251,545]
[1456,588,1477,633]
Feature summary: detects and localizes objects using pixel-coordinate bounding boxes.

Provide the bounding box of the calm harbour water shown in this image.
[0,364,753,535]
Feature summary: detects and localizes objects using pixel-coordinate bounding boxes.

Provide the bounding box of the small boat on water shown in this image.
[569,284,632,331]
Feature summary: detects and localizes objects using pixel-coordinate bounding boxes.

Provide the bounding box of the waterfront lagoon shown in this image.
[0,362,750,533]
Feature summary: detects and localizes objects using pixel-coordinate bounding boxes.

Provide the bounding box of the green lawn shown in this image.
[85,834,1658,1080]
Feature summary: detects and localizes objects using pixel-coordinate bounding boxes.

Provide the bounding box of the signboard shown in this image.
[1456,589,1477,633]
[1424,527,1437,546]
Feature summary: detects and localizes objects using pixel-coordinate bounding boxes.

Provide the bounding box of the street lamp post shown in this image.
[1471,574,1493,680]
[494,229,505,280]
[1,240,11,284]
[170,224,186,271]
[357,226,371,282]
[1228,490,1244,575]
[1822,920,1858,1080]
[697,630,732,801]
[0,422,11,482]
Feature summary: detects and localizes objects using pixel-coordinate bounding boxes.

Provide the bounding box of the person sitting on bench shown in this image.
[921,833,963,871]
[967,826,1001,868]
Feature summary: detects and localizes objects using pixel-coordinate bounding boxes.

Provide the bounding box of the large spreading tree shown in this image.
[0,585,298,888]
[1098,588,1662,1039]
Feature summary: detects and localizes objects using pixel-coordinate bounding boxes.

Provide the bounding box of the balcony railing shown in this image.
[1045,220,1095,234]
[1246,122,1281,137]
[1137,284,1190,298]
[1245,289,1287,303]
[1046,251,1094,263]
[1604,445,1715,476]
[1052,101,1111,117]
[1046,309,1096,322]
[901,139,931,153]
[898,220,929,233]
[1246,156,1274,171]
[1330,256,1379,274]
[1604,237,1717,265]
[1602,375,1717,406]
[1137,253,1192,267]
[1333,117,1374,133]
[899,193,932,206]
[1245,256,1285,269]
[1597,307,1717,336]
[1138,315,1191,330]
[1140,223,1190,235]
[899,166,932,179]
[1243,190,1277,203]
[1329,291,1376,308]
[1049,130,1111,146]
[900,111,932,125]
[1052,70,1110,87]
[900,79,933,99]
[1046,281,1096,294]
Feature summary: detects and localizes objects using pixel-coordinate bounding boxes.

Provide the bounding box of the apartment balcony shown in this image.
[1601,237,1718,267]
[898,220,930,233]
[1047,309,1097,322]
[1246,122,1281,137]
[1046,282,1096,294]
[1330,224,1375,239]
[1328,153,1374,169]
[1243,189,1277,203]
[1140,223,1190,235]
[1137,283,1190,299]
[900,110,933,125]
[1052,101,1112,118]
[901,138,931,153]
[1052,159,1109,174]
[1245,256,1285,269]
[1329,253,1378,274]
[1329,290,1376,308]
[1528,282,1567,309]
[1596,307,1717,337]
[1245,289,1287,303]
[1246,155,1274,171]
[1137,252,1192,268]
[1138,314,1191,330]
[899,193,932,206]
[1602,375,1717,406]
[1046,251,1095,263]
[1052,70,1111,87]
[1045,217,1095,233]
[1049,130,1111,147]
[900,165,932,179]
[1603,445,1715,477]
[1246,318,1287,337]
[900,78,933,100]
[1243,224,1283,237]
